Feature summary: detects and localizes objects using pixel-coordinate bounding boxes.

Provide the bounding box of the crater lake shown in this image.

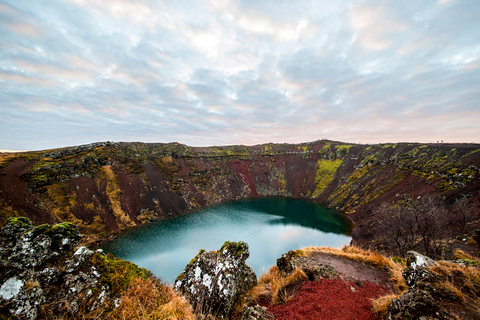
[99,197,353,283]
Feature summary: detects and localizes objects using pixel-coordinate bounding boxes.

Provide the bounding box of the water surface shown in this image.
[99,197,353,283]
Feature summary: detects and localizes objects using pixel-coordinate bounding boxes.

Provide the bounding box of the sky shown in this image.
[1,0,480,151]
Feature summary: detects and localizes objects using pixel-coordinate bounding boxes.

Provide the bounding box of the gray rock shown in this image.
[9,286,45,320]
[65,246,95,272]
[402,251,438,287]
[387,288,455,320]
[0,277,24,300]
[175,241,257,319]
[38,267,60,285]
[241,304,276,320]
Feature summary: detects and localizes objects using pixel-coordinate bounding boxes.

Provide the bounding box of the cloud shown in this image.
[0,0,479,150]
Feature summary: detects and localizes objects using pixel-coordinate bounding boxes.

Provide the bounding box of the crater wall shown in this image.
[1,140,479,247]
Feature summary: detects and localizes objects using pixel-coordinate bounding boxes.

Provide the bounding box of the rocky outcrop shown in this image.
[277,250,337,281]
[174,241,257,319]
[0,218,111,319]
[387,287,455,320]
[387,251,457,320]
[402,250,438,287]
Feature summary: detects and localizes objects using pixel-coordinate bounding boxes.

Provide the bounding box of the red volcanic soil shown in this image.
[267,279,389,320]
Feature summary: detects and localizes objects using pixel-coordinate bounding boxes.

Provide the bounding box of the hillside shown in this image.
[1,140,479,252]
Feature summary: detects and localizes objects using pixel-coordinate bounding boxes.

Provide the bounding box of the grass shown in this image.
[247,266,307,305]
[99,166,135,229]
[371,293,399,318]
[110,277,195,320]
[371,250,480,318]
[245,245,409,319]
[91,252,152,296]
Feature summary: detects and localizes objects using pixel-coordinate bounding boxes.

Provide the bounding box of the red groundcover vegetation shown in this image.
[267,279,390,320]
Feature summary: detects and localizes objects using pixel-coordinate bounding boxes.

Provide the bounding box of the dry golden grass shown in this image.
[100,166,135,229]
[370,258,480,318]
[371,293,399,318]
[453,249,480,261]
[24,280,40,291]
[246,266,307,306]
[110,277,195,320]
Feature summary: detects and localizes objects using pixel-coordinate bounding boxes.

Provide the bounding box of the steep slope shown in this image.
[1,140,479,248]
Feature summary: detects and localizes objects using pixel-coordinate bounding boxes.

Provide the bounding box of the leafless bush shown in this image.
[377,195,474,259]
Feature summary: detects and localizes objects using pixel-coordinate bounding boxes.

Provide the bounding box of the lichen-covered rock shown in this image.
[0,218,82,274]
[65,246,95,272]
[0,277,24,300]
[0,218,111,319]
[241,304,276,320]
[174,241,257,319]
[387,251,457,320]
[387,288,455,320]
[402,251,438,287]
[277,250,336,281]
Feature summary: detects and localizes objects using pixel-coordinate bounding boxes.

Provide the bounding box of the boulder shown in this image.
[402,251,438,287]
[175,241,257,319]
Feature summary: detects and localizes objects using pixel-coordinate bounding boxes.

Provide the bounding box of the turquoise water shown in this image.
[99,197,353,283]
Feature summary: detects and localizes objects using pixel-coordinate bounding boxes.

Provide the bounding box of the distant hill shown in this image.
[1,140,479,254]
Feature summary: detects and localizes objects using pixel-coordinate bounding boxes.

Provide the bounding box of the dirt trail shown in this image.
[299,251,392,287]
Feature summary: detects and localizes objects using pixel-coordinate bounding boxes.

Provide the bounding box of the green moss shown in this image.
[91,252,152,296]
[328,165,381,207]
[312,159,343,197]
[48,222,77,237]
[278,173,286,193]
[7,217,32,228]
[30,224,51,237]
[361,172,407,205]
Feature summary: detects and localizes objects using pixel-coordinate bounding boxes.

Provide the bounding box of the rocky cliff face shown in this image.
[1,140,479,248]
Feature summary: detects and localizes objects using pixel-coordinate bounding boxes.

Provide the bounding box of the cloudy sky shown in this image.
[1,0,480,151]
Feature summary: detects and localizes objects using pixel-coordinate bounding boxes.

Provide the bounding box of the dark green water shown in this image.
[99,197,353,283]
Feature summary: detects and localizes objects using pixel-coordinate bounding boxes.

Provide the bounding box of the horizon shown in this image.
[1,1,480,151]
[1,138,479,154]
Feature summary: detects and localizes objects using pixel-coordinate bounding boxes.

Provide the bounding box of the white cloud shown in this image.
[0,0,479,150]
[348,2,404,51]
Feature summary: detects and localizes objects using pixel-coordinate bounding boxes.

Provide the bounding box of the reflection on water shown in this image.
[99,197,353,283]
